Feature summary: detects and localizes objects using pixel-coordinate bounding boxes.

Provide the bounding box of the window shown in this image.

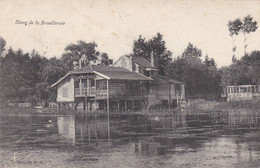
[90,79,95,87]
[144,70,150,77]
[74,81,79,88]
[121,58,126,67]
[62,87,68,97]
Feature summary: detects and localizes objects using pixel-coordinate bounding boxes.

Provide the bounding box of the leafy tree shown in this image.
[227,15,258,59]
[132,33,172,75]
[0,36,6,57]
[99,53,113,66]
[61,41,100,71]
[166,43,221,100]
[182,43,202,61]
[227,18,243,61]
[220,50,260,92]
[242,15,258,55]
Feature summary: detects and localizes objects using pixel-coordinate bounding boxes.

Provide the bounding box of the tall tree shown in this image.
[132,33,172,75]
[227,19,243,62]
[242,15,258,55]
[0,36,6,57]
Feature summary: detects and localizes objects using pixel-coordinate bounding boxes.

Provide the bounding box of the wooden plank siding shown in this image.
[156,83,185,100]
[109,80,126,99]
[95,80,147,100]
[57,76,75,102]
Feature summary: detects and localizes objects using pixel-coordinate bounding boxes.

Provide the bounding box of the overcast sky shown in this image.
[0,0,260,67]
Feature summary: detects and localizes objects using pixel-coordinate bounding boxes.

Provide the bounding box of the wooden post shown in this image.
[125,100,127,113]
[107,79,110,140]
[117,101,120,115]
[132,100,135,113]
[169,83,171,109]
[83,98,86,110]
[79,79,82,96]
[94,79,97,111]
[177,94,179,107]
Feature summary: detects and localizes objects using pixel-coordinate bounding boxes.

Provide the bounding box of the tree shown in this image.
[132,33,172,75]
[227,19,243,61]
[166,43,221,100]
[99,53,113,66]
[0,36,6,57]
[61,41,100,71]
[227,15,258,59]
[242,15,258,55]
[220,50,260,92]
[182,43,202,60]
[204,54,216,68]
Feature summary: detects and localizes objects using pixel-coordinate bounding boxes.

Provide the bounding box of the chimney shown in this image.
[150,51,157,68]
[73,61,79,70]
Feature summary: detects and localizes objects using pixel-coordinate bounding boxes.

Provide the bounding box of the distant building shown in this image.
[225,85,260,101]
[113,52,185,107]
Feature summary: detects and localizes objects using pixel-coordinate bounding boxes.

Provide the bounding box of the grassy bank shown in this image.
[187,98,260,113]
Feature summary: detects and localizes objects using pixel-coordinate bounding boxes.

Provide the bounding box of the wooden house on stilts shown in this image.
[51,52,185,112]
[51,65,152,112]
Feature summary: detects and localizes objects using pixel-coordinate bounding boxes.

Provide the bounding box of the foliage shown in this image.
[61,41,100,71]
[166,43,221,100]
[0,37,113,105]
[0,36,6,57]
[98,53,113,66]
[132,33,172,75]
[228,15,258,57]
[220,50,260,89]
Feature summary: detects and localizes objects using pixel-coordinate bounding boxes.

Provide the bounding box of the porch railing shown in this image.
[75,87,96,97]
[75,87,148,98]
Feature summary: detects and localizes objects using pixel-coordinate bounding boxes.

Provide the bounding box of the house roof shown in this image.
[51,65,152,87]
[151,75,184,85]
[132,56,156,69]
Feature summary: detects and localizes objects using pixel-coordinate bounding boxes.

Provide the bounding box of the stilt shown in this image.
[74,101,76,110]
[132,100,135,113]
[94,79,97,112]
[88,125,91,143]
[117,101,120,115]
[177,94,179,107]
[83,99,86,110]
[107,79,110,140]
[169,83,171,109]
[125,100,127,113]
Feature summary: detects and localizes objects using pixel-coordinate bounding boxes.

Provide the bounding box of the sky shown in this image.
[0,0,260,67]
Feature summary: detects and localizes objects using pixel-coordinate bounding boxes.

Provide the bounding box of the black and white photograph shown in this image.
[0,0,260,167]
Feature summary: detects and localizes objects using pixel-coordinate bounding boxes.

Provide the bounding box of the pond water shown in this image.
[1,109,260,168]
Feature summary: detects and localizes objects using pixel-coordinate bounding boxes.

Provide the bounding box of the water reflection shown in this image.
[57,116,75,143]
[1,109,260,167]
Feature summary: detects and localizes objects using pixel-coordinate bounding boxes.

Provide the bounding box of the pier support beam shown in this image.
[125,101,127,112]
[117,101,120,114]
[107,79,110,140]
[132,100,135,112]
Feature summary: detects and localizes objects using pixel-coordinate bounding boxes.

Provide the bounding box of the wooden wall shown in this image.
[113,55,133,71]
[57,76,74,102]
[156,83,185,101]
[109,80,126,96]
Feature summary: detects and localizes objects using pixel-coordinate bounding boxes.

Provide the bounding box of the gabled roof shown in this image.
[51,65,152,87]
[151,75,184,85]
[132,56,156,69]
[113,55,157,70]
